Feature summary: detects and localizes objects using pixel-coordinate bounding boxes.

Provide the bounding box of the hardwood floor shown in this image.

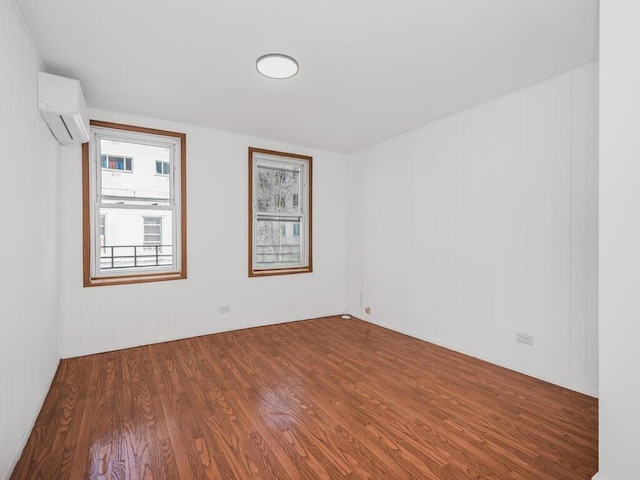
[12,316,598,479]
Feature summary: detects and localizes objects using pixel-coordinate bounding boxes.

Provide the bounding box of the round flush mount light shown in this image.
[256,53,299,79]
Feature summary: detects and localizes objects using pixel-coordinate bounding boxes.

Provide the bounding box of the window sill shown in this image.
[103,169,133,174]
[84,271,186,287]
[249,266,312,278]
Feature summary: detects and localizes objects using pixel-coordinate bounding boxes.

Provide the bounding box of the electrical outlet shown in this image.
[219,306,231,314]
[365,307,371,314]
[516,333,534,345]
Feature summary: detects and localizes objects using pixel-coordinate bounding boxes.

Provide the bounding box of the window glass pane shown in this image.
[100,139,170,203]
[98,207,173,271]
[155,161,170,175]
[256,161,302,214]
[256,216,302,267]
[101,155,133,171]
[111,157,123,170]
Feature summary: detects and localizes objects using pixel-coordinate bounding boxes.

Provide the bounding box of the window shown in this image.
[156,161,170,175]
[143,216,162,250]
[249,147,312,277]
[83,120,187,286]
[101,155,133,171]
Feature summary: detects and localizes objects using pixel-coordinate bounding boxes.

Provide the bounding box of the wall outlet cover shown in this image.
[516,333,534,345]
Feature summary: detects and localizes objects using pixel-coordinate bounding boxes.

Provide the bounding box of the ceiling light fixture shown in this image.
[256,53,299,79]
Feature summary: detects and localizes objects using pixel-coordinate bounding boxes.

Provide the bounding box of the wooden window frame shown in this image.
[83,120,187,287]
[248,147,313,277]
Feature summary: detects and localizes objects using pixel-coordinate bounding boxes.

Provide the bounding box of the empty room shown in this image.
[1,0,638,478]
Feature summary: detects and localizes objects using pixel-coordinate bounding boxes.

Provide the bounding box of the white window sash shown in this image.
[89,127,182,277]
[251,153,309,271]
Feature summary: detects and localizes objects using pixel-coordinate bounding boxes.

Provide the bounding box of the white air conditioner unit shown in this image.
[37,71,90,145]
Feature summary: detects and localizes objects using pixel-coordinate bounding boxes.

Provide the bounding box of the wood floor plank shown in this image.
[11,316,598,479]
[11,356,93,479]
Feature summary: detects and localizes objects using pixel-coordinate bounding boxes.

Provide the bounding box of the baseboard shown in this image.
[353,314,599,398]
[592,473,601,480]
[3,359,60,480]
[62,311,346,358]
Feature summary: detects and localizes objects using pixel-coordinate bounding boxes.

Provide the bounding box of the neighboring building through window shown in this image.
[249,147,312,277]
[83,120,187,286]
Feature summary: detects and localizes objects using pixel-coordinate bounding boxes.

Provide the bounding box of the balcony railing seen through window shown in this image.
[255,244,301,267]
[100,244,173,270]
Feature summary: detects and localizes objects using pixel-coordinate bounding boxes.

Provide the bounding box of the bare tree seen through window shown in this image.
[255,163,302,266]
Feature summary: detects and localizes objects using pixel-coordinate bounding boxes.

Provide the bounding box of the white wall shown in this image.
[347,63,598,396]
[0,1,61,478]
[58,109,349,357]
[598,1,640,478]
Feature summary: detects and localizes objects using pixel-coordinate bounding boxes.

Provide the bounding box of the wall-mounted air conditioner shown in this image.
[37,71,90,145]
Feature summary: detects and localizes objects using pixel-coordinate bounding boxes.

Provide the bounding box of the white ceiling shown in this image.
[17,0,598,153]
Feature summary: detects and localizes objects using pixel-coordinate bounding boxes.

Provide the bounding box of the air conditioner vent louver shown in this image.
[37,72,89,145]
[59,115,74,140]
